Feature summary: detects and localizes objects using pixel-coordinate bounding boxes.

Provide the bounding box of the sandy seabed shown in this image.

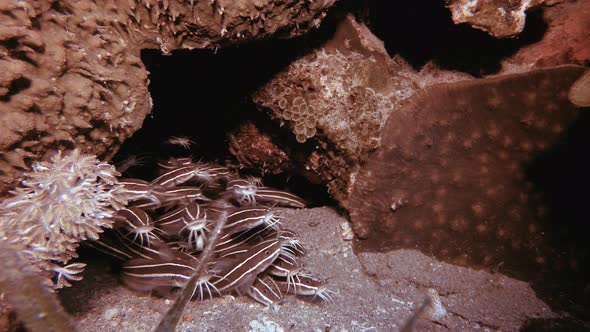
[60,207,555,332]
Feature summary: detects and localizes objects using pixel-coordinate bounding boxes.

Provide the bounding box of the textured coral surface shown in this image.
[252,15,471,202]
[0,1,150,192]
[0,243,74,331]
[445,0,546,38]
[502,0,590,69]
[228,121,290,175]
[345,65,587,313]
[0,0,335,193]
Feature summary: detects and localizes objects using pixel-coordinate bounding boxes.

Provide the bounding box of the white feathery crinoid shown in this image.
[0,149,126,287]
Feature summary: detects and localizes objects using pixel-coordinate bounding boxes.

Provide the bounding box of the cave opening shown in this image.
[111,31,340,207]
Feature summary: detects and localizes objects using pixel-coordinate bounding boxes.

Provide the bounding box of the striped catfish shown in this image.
[115,178,163,206]
[247,275,283,307]
[266,258,304,292]
[214,224,277,257]
[275,274,335,303]
[157,157,194,171]
[224,177,261,205]
[178,204,209,251]
[155,203,202,236]
[152,162,230,188]
[122,247,220,301]
[113,207,159,247]
[201,163,231,181]
[254,187,306,208]
[86,232,169,262]
[155,203,209,250]
[122,258,193,292]
[223,206,281,237]
[212,235,286,295]
[128,198,162,210]
[278,230,305,255]
[155,204,194,237]
[151,166,196,189]
[158,186,210,208]
[168,240,199,255]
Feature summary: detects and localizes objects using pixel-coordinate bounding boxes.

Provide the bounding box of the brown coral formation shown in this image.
[0,1,150,193]
[445,0,547,38]
[253,16,402,199]
[0,0,336,193]
[126,0,336,51]
[569,70,590,107]
[0,242,74,331]
[228,121,290,175]
[344,65,587,311]
[251,15,471,201]
[502,0,590,69]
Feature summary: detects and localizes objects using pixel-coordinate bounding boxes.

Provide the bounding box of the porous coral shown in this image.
[0,149,124,288]
[263,48,396,153]
[0,0,151,194]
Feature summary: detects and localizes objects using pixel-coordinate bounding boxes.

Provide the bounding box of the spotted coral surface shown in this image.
[345,65,587,312]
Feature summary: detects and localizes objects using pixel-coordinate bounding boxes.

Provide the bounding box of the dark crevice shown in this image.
[365,0,547,76]
[25,104,42,113]
[0,77,32,102]
[50,1,74,15]
[524,110,590,318]
[113,21,344,206]
[0,37,20,50]
[54,140,76,152]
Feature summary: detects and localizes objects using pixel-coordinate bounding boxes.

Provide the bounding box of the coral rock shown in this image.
[0,1,150,192]
[228,121,290,174]
[502,0,590,69]
[569,70,590,107]
[252,15,470,201]
[445,0,547,38]
[344,65,587,311]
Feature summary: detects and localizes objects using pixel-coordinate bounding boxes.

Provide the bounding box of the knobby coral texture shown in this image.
[89,156,333,306]
[0,149,124,289]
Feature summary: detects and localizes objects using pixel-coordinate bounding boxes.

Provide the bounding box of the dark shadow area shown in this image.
[366,0,547,76]
[521,317,590,332]
[0,77,31,102]
[112,9,347,206]
[525,110,590,319]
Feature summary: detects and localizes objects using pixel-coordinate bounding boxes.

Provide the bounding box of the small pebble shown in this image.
[340,222,354,240]
[104,308,119,320]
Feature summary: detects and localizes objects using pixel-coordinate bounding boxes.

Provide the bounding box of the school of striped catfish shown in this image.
[88,156,334,306]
